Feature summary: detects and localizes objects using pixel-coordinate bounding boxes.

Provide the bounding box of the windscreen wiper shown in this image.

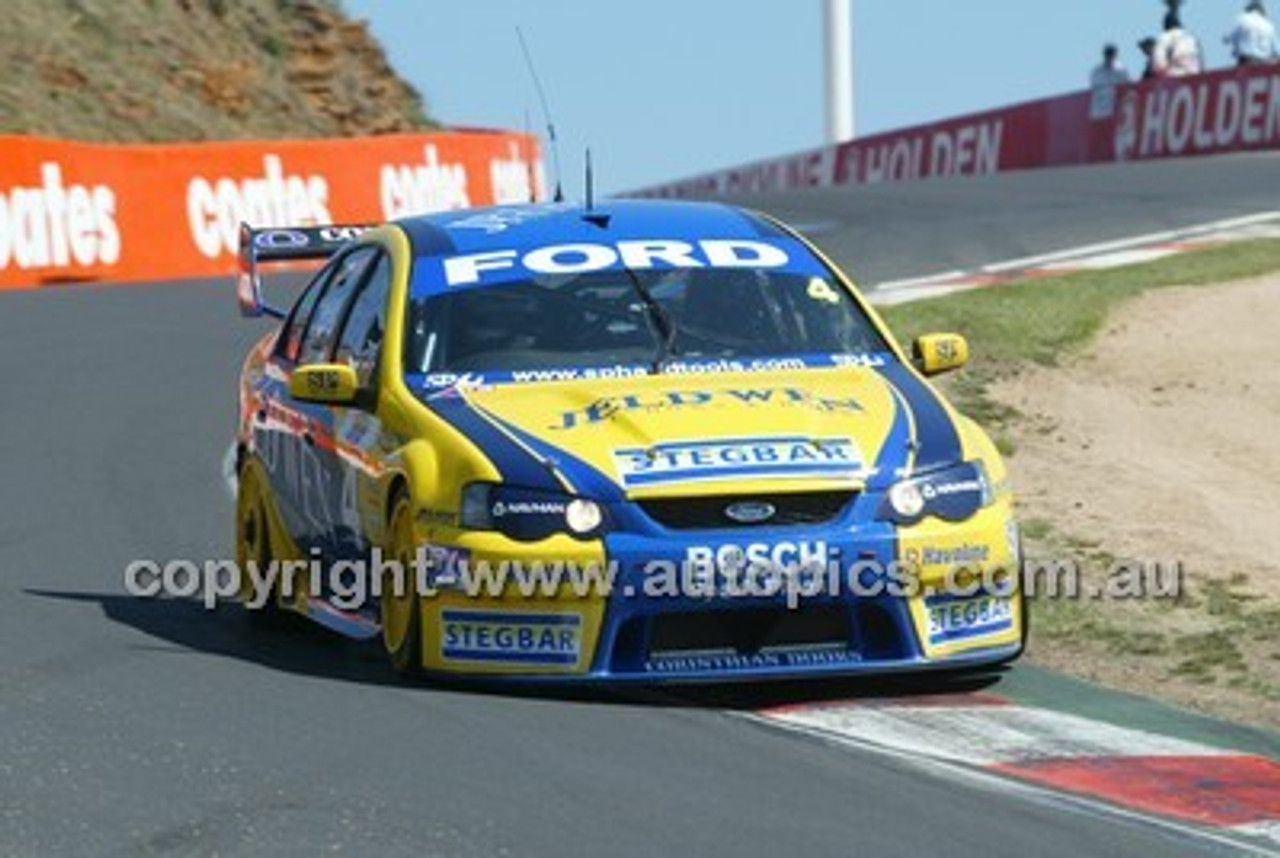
[620,266,677,374]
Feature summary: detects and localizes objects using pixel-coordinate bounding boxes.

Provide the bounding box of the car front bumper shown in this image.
[412,495,1025,681]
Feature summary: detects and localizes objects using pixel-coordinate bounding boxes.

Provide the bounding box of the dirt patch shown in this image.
[992,274,1280,728]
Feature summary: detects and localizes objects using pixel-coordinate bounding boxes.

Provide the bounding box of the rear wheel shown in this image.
[381,492,422,676]
[236,460,284,625]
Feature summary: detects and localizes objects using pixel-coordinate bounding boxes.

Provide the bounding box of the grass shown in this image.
[1247,608,1280,643]
[1201,574,1250,619]
[1031,596,1169,657]
[1227,674,1280,701]
[881,239,1280,422]
[1171,630,1248,681]
[1019,517,1053,541]
[883,238,1280,367]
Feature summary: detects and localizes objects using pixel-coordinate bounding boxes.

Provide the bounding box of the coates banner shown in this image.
[631,64,1280,199]
[0,130,543,289]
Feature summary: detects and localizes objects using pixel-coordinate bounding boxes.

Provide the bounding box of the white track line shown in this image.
[980,211,1280,274]
[1037,247,1178,271]
[876,270,967,291]
[870,283,983,307]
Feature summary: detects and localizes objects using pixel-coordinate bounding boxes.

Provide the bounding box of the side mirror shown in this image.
[289,364,360,405]
[913,333,969,377]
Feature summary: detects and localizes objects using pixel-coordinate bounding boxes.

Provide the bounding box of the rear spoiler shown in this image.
[236,222,375,319]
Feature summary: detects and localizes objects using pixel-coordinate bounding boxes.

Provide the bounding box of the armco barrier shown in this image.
[0,130,542,289]
[631,64,1280,199]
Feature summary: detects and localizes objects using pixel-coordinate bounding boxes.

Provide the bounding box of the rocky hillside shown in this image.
[0,0,436,142]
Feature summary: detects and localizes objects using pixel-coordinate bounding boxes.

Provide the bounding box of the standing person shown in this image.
[1090,43,1132,88]
[1089,44,1131,119]
[1153,11,1205,76]
[1137,36,1160,79]
[1226,1,1280,65]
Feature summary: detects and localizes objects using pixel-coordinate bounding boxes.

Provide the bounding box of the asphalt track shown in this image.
[720,151,1280,285]
[3,155,1279,856]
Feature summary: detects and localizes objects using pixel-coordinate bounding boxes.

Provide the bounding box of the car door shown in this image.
[261,246,379,556]
[324,251,394,559]
[252,258,335,549]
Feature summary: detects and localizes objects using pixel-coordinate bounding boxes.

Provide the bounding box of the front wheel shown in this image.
[381,493,422,676]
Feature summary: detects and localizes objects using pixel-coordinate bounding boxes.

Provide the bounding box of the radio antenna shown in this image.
[581,148,610,228]
[516,27,563,203]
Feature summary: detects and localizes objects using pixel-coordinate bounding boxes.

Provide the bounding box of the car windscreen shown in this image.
[404,266,892,380]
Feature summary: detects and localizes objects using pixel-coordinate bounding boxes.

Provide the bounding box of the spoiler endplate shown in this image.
[236,223,376,319]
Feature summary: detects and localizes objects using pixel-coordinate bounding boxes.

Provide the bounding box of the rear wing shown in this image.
[236,223,375,319]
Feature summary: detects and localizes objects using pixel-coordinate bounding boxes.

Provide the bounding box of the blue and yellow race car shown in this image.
[233,200,1025,681]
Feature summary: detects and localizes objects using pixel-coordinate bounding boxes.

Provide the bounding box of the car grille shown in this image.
[637,491,856,530]
[605,601,913,674]
[648,606,851,657]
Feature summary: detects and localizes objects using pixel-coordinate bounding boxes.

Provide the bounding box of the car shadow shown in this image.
[26,588,1010,710]
[25,588,402,689]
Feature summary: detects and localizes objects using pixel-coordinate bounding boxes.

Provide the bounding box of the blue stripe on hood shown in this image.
[866,384,913,489]
[872,362,963,473]
[423,395,563,492]
[470,404,624,501]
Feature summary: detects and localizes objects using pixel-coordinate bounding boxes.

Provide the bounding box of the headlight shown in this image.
[460,483,493,530]
[459,483,608,541]
[565,498,604,535]
[879,461,994,525]
[888,481,925,518]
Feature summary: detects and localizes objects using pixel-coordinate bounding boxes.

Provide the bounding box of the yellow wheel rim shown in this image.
[381,500,417,655]
[235,464,269,604]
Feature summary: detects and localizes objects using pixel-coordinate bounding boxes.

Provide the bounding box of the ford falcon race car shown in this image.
[233,199,1025,681]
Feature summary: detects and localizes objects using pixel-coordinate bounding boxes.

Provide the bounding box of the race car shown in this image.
[233,199,1025,681]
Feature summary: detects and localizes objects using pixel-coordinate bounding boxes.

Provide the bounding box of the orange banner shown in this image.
[0,131,543,288]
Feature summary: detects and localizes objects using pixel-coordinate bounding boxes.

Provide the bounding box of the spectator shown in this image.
[1226,1,1280,65]
[1090,43,1132,87]
[1089,44,1131,119]
[1137,36,1160,80]
[1153,11,1204,76]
